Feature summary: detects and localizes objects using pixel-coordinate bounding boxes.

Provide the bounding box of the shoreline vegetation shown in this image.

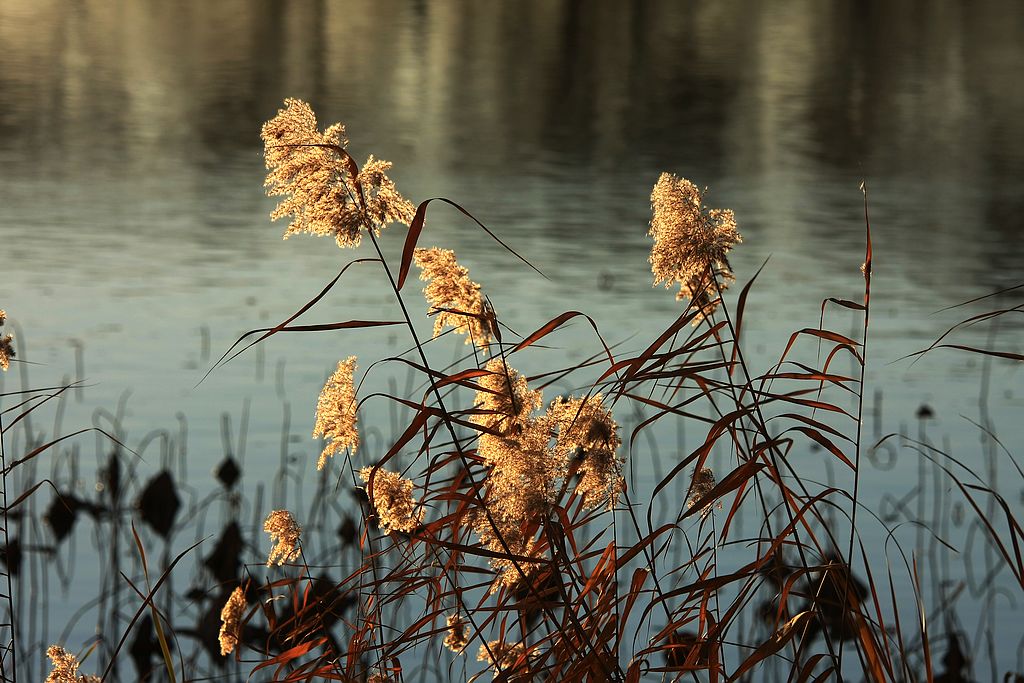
[2,98,1022,681]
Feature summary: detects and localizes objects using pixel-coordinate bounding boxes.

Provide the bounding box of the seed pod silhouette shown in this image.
[136,470,181,538]
[204,521,244,584]
[0,537,21,576]
[44,492,80,542]
[214,456,242,489]
[129,614,159,682]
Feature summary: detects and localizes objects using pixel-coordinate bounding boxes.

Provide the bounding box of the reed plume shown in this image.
[313,356,359,470]
[45,646,99,683]
[358,466,423,534]
[261,98,414,249]
[471,359,558,587]
[686,466,722,519]
[218,586,246,656]
[413,247,493,347]
[264,510,302,566]
[648,173,741,321]
[475,416,558,588]
[0,309,14,371]
[477,640,527,669]
[443,613,469,653]
[548,394,623,510]
[473,358,542,432]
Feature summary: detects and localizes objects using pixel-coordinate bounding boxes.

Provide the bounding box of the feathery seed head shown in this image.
[218,586,246,656]
[470,360,558,588]
[477,640,527,670]
[474,419,557,589]
[413,247,493,348]
[264,510,302,566]
[473,358,542,433]
[262,99,414,249]
[443,613,469,652]
[313,356,359,470]
[687,466,722,518]
[46,645,98,683]
[358,466,423,534]
[548,394,624,510]
[0,310,14,371]
[649,174,742,322]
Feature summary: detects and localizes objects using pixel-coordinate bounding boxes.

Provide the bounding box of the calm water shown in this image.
[2,0,1023,678]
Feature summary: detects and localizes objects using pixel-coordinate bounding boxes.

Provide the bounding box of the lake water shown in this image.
[2,1,1023,679]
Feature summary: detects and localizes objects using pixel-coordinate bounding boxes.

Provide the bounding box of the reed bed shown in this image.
[1,98,1023,682]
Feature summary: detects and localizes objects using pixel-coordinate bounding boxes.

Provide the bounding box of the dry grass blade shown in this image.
[396,197,546,291]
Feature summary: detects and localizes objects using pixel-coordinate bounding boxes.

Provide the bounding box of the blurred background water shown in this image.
[1,0,1023,679]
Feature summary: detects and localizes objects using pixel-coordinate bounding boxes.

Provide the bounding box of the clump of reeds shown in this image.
[26,97,1022,683]
[241,98,882,681]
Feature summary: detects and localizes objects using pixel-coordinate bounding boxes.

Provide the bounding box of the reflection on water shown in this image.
[3,0,1023,289]
[1,0,1023,678]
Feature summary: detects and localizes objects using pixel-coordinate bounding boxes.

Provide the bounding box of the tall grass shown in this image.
[1,98,1022,682]
[204,100,1023,681]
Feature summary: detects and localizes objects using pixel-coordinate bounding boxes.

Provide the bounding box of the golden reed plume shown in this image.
[443,613,469,652]
[649,173,741,322]
[471,359,554,587]
[548,394,624,510]
[359,466,423,534]
[477,639,527,670]
[264,510,302,566]
[313,356,359,470]
[218,586,246,656]
[413,247,493,348]
[45,646,99,683]
[262,98,414,249]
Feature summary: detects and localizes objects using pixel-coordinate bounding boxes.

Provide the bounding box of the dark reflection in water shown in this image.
[2,0,1022,295]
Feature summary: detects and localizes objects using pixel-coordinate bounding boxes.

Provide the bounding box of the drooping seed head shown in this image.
[264,509,302,566]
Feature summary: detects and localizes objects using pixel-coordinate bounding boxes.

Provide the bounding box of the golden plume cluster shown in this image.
[549,394,624,510]
[313,356,360,470]
[413,247,493,348]
[472,358,542,430]
[261,98,414,249]
[264,510,302,566]
[471,359,552,587]
[218,586,246,656]
[649,173,742,322]
[469,360,624,588]
[45,646,100,683]
[359,466,423,534]
[443,613,469,652]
